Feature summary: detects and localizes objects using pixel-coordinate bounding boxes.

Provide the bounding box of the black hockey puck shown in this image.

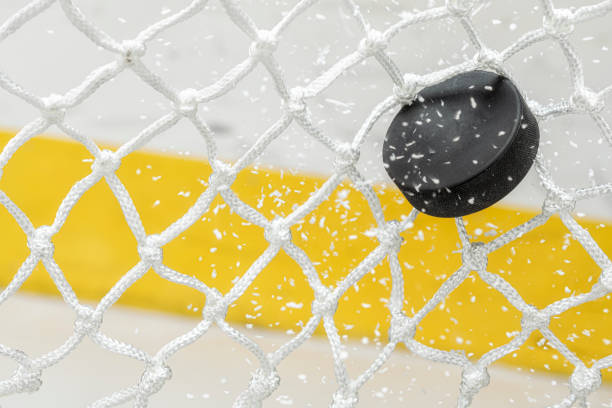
[383,70,539,218]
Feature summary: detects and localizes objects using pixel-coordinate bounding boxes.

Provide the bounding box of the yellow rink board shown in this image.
[0,130,610,380]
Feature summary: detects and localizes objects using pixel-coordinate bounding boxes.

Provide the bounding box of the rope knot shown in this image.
[461,242,487,270]
[209,161,235,191]
[333,143,360,173]
[138,235,163,266]
[569,365,601,397]
[245,369,280,401]
[388,315,416,343]
[13,365,42,393]
[393,74,419,105]
[459,365,490,400]
[91,150,121,176]
[367,221,403,254]
[28,226,55,259]
[542,189,575,214]
[571,87,604,113]
[446,0,479,18]
[41,93,66,123]
[331,389,359,408]
[139,363,172,395]
[264,218,292,247]
[249,30,278,59]
[175,88,200,116]
[600,266,612,292]
[358,29,387,55]
[521,305,550,332]
[74,305,102,336]
[121,40,146,64]
[543,8,575,37]
[202,289,228,322]
[474,48,502,70]
[285,87,307,115]
[312,289,337,316]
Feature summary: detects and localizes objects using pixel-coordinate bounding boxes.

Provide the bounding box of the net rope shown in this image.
[0,0,612,406]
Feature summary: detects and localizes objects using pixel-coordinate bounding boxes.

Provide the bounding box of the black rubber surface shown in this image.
[383,70,539,218]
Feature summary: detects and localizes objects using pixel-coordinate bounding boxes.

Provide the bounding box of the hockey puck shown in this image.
[383,70,539,218]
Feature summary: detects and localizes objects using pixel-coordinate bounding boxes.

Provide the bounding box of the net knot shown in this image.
[521,305,550,332]
[358,29,387,56]
[74,305,102,336]
[543,9,575,37]
[542,190,575,214]
[571,87,604,113]
[599,266,612,292]
[474,48,502,70]
[138,235,163,266]
[368,221,403,254]
[393,74,419,105]
[446,0,479,18]
[175,88,200,116]
[285,87,307,115]
[41,93,66,123]
[249,30,278,59]
[13,364,42,393]
[333,143,360,173]
[459,365,490,399]
[461,242,487,270]
[91,150,121,176]
[121,40,146,64]
[209,161,236,191]
[139,362,172,395]
[312,289,337,316]
[27,226,55,259]
[245,368,280,401]
[569,365,601,397]
[331,389,359,408]
[202,289,227,321]
[264,218,292,247]
[388,315,416,343]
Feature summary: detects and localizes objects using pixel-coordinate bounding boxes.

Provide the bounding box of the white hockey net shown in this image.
[1,0,612,407]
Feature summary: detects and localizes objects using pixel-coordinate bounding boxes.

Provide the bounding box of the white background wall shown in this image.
[0,1,611,406]
[0,0,610,217]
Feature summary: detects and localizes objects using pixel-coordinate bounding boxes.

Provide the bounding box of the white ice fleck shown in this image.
[276,395,294,405]
[286,302,303,309]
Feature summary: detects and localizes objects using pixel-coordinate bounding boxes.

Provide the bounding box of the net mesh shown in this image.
[1,0,612,407]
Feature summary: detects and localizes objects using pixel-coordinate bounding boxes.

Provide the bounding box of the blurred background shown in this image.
[0,0,611,406]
